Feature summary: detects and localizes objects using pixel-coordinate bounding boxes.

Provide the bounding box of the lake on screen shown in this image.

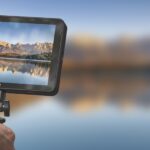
[3,71,150,150]
[0,59,50,85]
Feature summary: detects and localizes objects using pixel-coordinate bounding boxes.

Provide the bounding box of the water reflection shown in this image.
[57,71,150,111]
[0,59,50,85]
[5,71,150,150]
[5,71,150,113]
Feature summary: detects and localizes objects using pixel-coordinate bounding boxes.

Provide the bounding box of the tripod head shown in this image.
[0,91,10,123]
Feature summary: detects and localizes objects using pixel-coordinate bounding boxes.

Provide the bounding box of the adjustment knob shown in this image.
[2,101,10,117]
[0,117,5,124]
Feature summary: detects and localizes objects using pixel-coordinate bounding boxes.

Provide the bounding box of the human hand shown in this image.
[0,124,15,150]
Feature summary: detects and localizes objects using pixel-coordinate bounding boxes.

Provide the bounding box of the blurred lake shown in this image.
[4,70,150,150]
[3,37,150,150]
[0,59,50,85]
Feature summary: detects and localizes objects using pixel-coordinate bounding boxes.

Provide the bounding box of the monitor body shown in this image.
[0,15,67,95]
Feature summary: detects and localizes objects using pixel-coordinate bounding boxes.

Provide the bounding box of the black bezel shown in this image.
[0,15,67,96]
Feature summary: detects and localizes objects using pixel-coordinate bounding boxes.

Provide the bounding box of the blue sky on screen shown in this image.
[0,0,149,39]
[0,22,55,44]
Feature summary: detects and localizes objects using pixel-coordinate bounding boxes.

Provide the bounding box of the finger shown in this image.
[6,127,15,142]
[0,124,15,142]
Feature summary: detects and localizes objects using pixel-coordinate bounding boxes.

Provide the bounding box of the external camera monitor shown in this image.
[0,15,67,95]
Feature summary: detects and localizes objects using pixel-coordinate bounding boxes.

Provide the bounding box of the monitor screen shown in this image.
[0,22,56,86]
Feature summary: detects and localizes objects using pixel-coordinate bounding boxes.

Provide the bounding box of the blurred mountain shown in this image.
[63,35,150,70]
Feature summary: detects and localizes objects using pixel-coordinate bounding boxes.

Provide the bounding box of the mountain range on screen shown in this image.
[0,41,53,60]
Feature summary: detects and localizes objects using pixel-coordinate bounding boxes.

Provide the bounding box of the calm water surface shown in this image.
[4,72,150,150]
[0,59,50,85]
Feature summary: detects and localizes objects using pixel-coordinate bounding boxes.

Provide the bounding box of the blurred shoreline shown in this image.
[6,35,150,113]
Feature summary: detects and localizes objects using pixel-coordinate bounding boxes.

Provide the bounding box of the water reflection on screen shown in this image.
[0,59,50,85]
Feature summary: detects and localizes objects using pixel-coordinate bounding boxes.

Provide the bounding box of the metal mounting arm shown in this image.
[0,91,10,124]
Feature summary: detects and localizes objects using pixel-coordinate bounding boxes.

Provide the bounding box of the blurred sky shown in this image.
[0,22,55,44]
[0,0,150,39]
